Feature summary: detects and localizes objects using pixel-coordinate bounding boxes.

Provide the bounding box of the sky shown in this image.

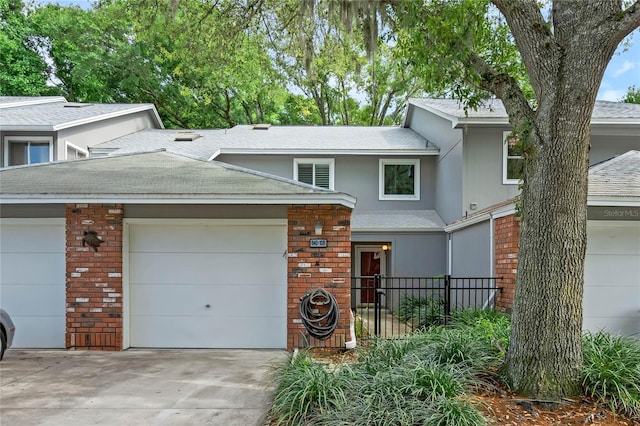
[40,1,639,103]
[597,33,640,101]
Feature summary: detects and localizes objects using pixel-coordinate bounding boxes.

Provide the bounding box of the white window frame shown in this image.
[379,158,420,201]
[3,136,54,167]
[65,141,89,160]
[293,158,335,190]
[502,131,523,185]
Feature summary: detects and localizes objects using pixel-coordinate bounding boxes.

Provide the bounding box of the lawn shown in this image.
[267,310,640,426]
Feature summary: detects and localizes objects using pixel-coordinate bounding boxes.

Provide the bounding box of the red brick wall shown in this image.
[287,204,352,350]
[494,214,520,310]
[65,204,123,350]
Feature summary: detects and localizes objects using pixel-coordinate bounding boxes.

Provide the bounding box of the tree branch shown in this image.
[603,0,640,46]
[491,0,559,100]
[467,51,535,127]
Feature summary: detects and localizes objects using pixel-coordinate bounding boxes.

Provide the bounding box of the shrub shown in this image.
[397,294,445,328]
[582,332,640,420]
[269,351,353,425]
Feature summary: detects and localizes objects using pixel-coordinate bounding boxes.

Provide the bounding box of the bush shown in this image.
[397,294,445,328]
[269,351,354,425]
[582,332,640,420]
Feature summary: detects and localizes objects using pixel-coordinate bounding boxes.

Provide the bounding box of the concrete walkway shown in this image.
[0,349,287,426]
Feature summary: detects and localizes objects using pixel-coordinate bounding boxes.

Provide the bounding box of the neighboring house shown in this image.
[405,99,639,337]
[0,96,163,167]
[0,97,637,352]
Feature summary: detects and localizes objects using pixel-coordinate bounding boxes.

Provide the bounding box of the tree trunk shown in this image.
[496,0,638,397]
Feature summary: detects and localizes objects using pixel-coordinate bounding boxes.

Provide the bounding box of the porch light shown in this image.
[382,244,391,251]
[314,221,323,235]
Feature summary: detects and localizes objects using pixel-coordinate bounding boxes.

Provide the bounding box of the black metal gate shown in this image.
[351,275,501,339]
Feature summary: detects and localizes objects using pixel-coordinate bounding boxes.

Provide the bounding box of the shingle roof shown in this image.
[93,126,438,160]
[0,151,355,207]
[0,100,163,130]
[351,209,445,231]
[0,96,66,107]
[407,98,640,126]
[589,150,640,198]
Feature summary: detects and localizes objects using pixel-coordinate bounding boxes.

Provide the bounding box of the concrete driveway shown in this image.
[0,349,288,426]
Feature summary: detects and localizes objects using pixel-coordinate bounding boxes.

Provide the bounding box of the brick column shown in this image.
[287,204,352,350]
[494,214,520,310]
[66,204,123,350]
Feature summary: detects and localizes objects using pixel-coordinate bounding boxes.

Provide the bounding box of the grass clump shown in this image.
[582,332,640,420]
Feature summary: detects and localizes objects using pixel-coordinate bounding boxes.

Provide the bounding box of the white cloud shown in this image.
[613,60,636,77]
[597,89,626,102]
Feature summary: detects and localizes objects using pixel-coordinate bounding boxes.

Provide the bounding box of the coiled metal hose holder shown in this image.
[299,288,339,340]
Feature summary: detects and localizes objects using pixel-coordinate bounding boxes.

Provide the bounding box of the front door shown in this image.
[355,246,386,304]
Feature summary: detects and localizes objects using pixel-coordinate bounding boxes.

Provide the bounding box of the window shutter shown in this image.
[314,164,330,189]
[297,163,314,185]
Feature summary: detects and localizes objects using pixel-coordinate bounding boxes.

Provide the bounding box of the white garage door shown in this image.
[128,220,287,348]
[584,221,640,336]
[0,219,66,348]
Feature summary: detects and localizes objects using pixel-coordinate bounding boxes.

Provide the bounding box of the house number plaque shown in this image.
[309,239,328,248]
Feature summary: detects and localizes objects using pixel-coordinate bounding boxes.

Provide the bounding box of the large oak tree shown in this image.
[388,0,639,398]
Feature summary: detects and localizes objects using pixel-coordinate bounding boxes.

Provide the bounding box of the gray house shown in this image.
[403,99,639,336]
[0,96,163,167]
[1,96,638,351]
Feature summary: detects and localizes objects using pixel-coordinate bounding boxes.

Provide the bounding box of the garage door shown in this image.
[583,221,640,336]
[0,219,66,348]
[128,221,287,348]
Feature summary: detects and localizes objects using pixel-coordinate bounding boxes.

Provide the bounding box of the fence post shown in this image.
[374,274,381,336]
[444,275,451,325]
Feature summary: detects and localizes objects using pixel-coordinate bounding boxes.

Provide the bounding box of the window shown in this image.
[294,158,335,190]
[379,159,420,200]
[65,141,88,160]
[503,131,524,184]
[3,136,53,166]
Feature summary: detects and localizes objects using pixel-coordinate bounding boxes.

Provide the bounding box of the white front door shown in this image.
[0,219,66,348]
[127,220,287,348]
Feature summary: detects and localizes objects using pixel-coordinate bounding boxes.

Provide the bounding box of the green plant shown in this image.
[582,332,640,420]
[428,396,487,426]
[397,294,445,328]
[269,351,351,425]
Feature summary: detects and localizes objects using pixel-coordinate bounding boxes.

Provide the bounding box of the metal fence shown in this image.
[351,275,502,339]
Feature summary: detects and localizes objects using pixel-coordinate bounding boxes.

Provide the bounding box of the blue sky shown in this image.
[42,1,639,102]
[597,32,640,101]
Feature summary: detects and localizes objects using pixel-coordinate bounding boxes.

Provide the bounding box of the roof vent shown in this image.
[64,102,93,108]
[252,123,271,130]
[174,132,201,142]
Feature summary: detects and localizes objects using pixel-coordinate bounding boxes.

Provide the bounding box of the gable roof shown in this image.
[589,150,640,202]
[92,126,439,160]
[0,97,164,131]
[405,98,640,128]
[0,150,355,207]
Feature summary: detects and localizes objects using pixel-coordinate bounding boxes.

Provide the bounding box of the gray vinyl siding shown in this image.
[463,127,520,214]
[589,133,640,165]
[449,221,492,277]
[217,154,437,210]
[352,232,447,277]
[404,108,464,224]
[61,111,159,158]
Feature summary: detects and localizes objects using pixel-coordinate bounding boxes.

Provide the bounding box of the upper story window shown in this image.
[65,141,88,160]
[379,159,420,200]
[293,158,335,190]
[3,136,53,167]
[503,131,524,184]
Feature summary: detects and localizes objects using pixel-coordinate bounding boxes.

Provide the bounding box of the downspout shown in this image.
[447,233,452,275]
[489,213,495,277]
